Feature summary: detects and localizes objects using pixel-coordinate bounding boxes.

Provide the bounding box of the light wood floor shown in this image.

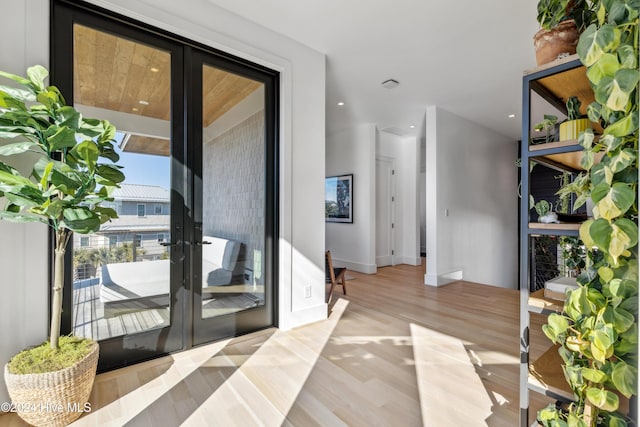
[2,262,552,426]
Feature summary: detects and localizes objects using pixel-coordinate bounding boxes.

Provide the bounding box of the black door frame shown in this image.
[51,0,279,371]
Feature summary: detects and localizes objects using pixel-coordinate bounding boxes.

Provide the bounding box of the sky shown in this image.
[114,132,170,190]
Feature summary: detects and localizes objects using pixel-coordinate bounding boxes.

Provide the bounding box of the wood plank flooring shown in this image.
[2,262,553,426]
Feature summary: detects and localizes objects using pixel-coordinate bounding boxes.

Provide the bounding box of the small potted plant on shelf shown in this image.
[533,114,559,144]
[559,96,591,141]
[534,199,559,223]
[534,0,596,66]
[0,65,124,426]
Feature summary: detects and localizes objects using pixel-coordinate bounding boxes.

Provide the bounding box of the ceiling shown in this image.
[202,0,540,140]
[74,24,261,156]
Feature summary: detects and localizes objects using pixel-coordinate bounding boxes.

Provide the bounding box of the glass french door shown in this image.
[53,1,277,371]
[189,51,277,346]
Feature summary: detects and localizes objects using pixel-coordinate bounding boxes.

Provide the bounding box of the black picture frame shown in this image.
[325,174,353,223]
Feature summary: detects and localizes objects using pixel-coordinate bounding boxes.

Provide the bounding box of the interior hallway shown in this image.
[2,262,549,426]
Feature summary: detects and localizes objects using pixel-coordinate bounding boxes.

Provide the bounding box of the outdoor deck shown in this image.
[73,279,262,340]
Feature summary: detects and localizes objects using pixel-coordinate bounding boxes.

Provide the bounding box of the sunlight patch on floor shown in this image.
[410,323,495,426]
[182,298,349,426]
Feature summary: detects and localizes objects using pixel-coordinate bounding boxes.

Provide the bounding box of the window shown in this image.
[137,204,145,217]
[157,233,167,243]
[154,204,162,214]
[80,236,89,247]
[109,236,118,247]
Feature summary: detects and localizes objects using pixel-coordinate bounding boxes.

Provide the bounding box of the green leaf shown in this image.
[0,141,41,156]
[62,207,101,234]
[599,134,624,153]
[577,24,621,67]
[606,414,629,427]
[586,387,619,411]
[580,219,597,248]
[604,111,639,137]
[71,140,99,172]
[587,218,612,250]
[611,361,637,398]
[617,44,637,69]
[579,128,596,149]
[0,69,31,86]
[0,169,37,192]
[56,106,81,130]
[580,150,595,170]
[598,266,614,283]
[593,182,635,220]
[26,65,48,91]
[586,53,619,85]
[47,126,77,151]
[587,101,602,122]
[591,329,615,363]
[0,210,47,224]
[606,68,640,111]
[612,307,634,333]
[581,367,608,383]
[0,85,35,102]
[95,164,125,184]
[609,148,635,173]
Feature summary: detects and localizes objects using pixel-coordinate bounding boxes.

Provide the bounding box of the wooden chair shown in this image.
[325,250,347,304]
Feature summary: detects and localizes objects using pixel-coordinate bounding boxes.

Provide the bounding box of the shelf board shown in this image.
[529,139,581,152]
[524,54,582,75]
[529,345,574,401]
[528,289,563,314]
[528,222,582,231]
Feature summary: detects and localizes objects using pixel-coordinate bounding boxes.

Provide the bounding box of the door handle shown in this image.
[160,240,183,247]
[194,240,211,246]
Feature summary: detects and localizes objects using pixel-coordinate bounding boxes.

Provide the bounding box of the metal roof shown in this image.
[112,184,170,203]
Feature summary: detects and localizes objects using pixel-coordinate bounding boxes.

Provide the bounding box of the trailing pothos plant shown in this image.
[538,1,639,426]
[0,65,124,350]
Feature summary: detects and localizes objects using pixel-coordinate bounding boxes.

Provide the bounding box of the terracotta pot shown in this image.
[533,20,579,66]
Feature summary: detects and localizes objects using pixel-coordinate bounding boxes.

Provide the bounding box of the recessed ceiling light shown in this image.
[132,107,139,112]
[150,67,159,73]
[337,102,345,106]
[508,114,516,118]
[409,125,416,129]
[139,100,150,105]
[381,79,399,89]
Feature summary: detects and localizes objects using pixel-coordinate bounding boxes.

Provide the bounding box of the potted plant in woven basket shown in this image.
[0,65,124,426]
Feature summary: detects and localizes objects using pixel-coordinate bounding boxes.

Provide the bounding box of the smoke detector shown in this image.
[381,79,399,89]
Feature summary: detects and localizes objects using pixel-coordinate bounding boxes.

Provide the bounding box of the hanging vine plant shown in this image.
[538,0,639,426]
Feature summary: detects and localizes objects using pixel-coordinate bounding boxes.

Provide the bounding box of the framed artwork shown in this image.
[325,174,353,223]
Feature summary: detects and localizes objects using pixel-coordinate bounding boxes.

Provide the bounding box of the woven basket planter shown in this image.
[4,342,99,427]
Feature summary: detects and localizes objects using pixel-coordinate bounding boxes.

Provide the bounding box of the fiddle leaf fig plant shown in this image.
[0,65,124,350]
[539,0,638,425]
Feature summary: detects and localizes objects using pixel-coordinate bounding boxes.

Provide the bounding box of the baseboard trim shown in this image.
[424,269,463,287]
[280,302,328,331]
[333,258,377,274]
[397,256,422,266]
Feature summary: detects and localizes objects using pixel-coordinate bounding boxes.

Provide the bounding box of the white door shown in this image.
[376,157,395,267]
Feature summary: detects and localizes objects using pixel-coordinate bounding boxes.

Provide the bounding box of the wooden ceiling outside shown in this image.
[73,24,261,155]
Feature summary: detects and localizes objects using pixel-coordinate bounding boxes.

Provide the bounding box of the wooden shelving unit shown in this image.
[519,57,593,426]
[528,222,582,231]
[529,346,574,401]
[528,289,563,314]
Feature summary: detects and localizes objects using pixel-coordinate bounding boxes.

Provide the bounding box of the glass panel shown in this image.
[72,24,172,340]
[201,64,265,319]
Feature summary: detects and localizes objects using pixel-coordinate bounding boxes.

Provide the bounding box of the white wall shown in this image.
[325,124,377,273]
[0,0,50,406]
[376,131,421,266]
[1,0,327,403]
[425,106,518,289]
